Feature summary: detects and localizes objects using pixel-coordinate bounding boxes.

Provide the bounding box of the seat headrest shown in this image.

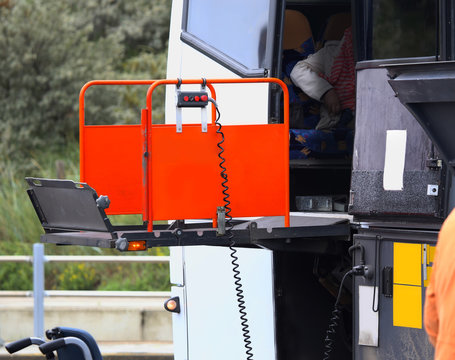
[283,10,312,50]
[323,12,351,41]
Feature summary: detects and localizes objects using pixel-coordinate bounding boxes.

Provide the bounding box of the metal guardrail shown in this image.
[0,244,170,338]
[0,290,171,297]
[0,255,170,263]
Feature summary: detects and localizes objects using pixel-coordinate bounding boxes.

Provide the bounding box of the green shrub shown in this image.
[0,0,172,292]
[0,263,33,291]
[0,0,171,166]
[53,263,100,291]
[0,147,170,292]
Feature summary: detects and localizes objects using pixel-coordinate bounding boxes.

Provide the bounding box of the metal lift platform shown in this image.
[27,178,351,253]
[27,78,352,253]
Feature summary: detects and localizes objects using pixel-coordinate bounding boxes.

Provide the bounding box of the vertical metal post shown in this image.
[440,0,455,61]
[33,243,45,338]
[423,244,428,281]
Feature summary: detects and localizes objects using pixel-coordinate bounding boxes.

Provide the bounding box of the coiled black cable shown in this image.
[323,269,353,360]
[211,98,254,360]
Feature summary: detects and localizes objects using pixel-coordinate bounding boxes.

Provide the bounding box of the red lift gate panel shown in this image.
[81,124,144,215]
[79,80,155,216]
[79,79,290,229]
[149,123,287,221]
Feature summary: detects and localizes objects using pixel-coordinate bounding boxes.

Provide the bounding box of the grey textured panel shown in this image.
[386,61,455,173]
[349,170,441,217]
[353,68,433,172]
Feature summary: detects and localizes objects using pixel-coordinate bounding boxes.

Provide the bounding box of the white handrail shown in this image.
[0,255,170,263]
[0,255,33,262]
[0,290,172,297]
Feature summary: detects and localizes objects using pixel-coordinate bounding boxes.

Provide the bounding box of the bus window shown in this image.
[371,0,437,59]
[182,0,277,77]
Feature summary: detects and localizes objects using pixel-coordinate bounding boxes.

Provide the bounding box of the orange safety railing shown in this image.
[145,78,289,230]
[79,78,289,230]
[79,80,158,217]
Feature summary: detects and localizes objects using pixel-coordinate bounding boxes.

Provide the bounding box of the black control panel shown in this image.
[176,91,209,108]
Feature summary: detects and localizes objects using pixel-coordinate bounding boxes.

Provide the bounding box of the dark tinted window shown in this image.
[185,0,271,70]
[372,0,437,59]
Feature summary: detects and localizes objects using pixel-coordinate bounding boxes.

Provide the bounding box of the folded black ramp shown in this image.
[26,178,113,233]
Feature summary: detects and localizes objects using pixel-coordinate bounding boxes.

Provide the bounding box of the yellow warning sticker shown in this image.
[429,245,435,264]
[394,243,421,286]
[393,284,422,329]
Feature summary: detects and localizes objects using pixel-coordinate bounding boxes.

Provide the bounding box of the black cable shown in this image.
[323,269,353,360]
[211,98,254,360]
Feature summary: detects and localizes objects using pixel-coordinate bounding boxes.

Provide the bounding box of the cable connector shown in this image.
[352,265,366,276]
[352,264,374,279]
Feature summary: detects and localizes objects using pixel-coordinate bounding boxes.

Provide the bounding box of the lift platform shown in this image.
[27,78,351,253]
[27,177,350,252]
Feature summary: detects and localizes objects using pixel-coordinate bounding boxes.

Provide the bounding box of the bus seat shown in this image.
[321,12,351,42]
[283,10,313,51]
[282,10,318,129]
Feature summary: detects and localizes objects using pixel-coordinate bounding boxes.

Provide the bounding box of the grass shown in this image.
[0,144,170,291]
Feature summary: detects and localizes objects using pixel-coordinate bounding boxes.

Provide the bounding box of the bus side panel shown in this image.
[184,246,276,360]
[165,0,270,127]
[166,2,277,359]
[350,66,443,220]
[353,230,436,360]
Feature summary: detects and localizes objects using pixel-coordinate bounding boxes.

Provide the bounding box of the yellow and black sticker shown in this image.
[392,242,435,329]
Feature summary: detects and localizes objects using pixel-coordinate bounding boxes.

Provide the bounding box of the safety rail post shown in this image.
[33,243,45,338]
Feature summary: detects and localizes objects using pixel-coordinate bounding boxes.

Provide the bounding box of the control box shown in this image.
[177,91,209,108]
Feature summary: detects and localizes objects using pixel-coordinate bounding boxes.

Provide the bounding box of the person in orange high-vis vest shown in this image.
[424,209,455,359]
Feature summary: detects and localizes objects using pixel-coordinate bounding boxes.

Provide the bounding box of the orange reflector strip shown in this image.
[127,241,147,251]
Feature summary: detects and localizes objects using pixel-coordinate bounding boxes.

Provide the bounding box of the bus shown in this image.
[28,1,455,359]
[164,1,448,359]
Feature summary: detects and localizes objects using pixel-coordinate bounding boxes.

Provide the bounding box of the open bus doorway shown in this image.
[279,1,353,215]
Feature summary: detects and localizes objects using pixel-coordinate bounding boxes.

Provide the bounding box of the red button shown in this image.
[201,95,208,101]
[195,96,200,102]
[184,96,189,101]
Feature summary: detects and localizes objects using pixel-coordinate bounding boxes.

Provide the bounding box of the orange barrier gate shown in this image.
[80,80,158,217]
[79,78,290,231]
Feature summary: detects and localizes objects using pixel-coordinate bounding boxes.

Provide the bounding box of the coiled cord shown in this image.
[211,98,254,360]
[230,242,254,360]
[323,269,352,360]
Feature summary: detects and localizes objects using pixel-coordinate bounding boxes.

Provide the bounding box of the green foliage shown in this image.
[0,146,171,291]
[0,0,119,163]
[0,263,33,290]
[54,263,99,291]
[0,0,171,167]
[97,262,170,292]
[0,0,172,291]
[0,142,79,250]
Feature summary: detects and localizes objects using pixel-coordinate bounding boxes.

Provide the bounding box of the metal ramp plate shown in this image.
[26,178,113,233]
